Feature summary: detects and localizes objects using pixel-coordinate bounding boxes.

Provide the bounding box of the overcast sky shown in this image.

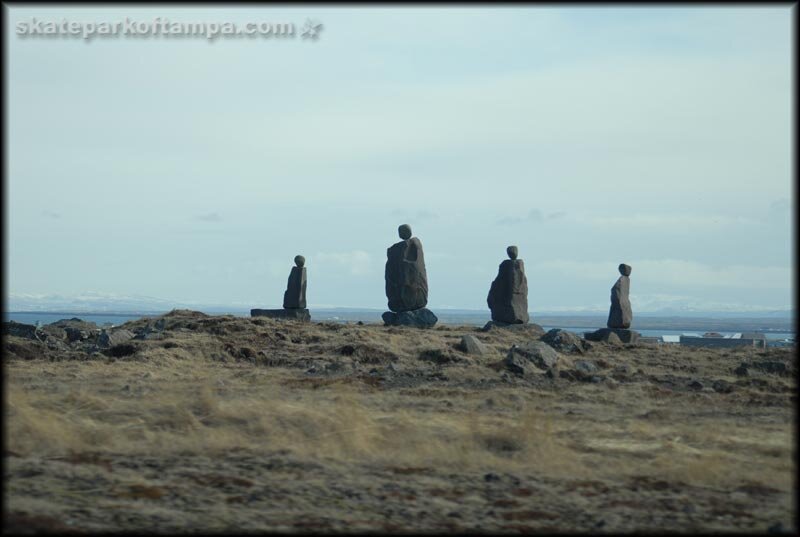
[6,6,794,312]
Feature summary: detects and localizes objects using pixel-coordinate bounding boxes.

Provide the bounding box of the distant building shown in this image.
[740,332,767,348]
[680,335,760,348]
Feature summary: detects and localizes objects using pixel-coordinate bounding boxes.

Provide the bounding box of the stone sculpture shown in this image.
[283,255,307,309]
[585,263,638,343]
[607,263,632,329]
[251,255,310,321]
[382,224,437,328]
[486,245,529,325]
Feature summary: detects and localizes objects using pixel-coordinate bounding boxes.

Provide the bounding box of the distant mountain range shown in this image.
[5,292,794,320]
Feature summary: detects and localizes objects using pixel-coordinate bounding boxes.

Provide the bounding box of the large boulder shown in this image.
[382,308,437,328]
[504,341,559,375]
[3,321,41,340]
[487,246,529,324]
[458,334,489,356]
[96,329,136,348]
[47,318,100,342]
[385,225,429,312]
[540,329,588,353]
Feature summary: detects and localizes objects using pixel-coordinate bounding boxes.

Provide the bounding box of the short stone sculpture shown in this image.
[251,255,310,321]
[585,263,638,343]
[487,246,529,325]
[382,224,437,328]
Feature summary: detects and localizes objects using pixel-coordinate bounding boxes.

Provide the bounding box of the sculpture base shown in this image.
[481,321,545,335]
[584,328,639,344]
[251,308,310,322]
[382,308,438,328]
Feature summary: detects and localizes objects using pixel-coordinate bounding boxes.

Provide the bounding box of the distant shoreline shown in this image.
[4,310,794,335]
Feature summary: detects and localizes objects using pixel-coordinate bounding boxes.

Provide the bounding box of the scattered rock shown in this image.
[733,364,750,377]
[688,380,704,390]
[541,329,587,353]
[459,335,489,355]
[574,360,598,376]
[751,361,790,376]
[97,329,135,349]
[504,342,559,375]
[712,380,733,393]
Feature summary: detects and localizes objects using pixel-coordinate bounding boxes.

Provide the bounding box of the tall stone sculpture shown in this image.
[487,246,529,324]
[607,263,632,329]
[585,263,638,343]
[251,255,310,321]
[283,255,307,309]
[382,224,437,328]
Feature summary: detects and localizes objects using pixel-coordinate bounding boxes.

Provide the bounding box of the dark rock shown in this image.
[613,363,635,377]
[712,380,733,393]
[607,263,633,329]
[64,327,90,342]
[733,363,750,376]
[382,308,437,328]
[484,472,501,482]
[541,329,587,353]
[481,321,545,336]
[385,225,429,312]
[283,262,307,309]
[574,360,598,376]
[688,380,704,390]
[3,321,42,340]
[585,328,639,344]
[505,342,559,375]
[106,343,137,358]
[251,308,311,322]
[96,329,135,348]
[487,247,529,324]
[752,361,790,376]
[504,354,528,376]
[459,335,488,355]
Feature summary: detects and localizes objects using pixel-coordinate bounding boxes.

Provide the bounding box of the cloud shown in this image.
[497,208,564,225]
[586,213,762,231]
[389,209,439,222]
[769,198,791,214]
[196,212,222,222]
[41,210,61,219]
[313,250,373,276]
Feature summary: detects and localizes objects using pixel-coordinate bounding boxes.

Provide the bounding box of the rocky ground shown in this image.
[3,310,797,534]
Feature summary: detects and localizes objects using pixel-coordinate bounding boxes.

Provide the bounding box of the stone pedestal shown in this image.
[584,328,639,344]
[382,308,437,328]
[251,308,311,322]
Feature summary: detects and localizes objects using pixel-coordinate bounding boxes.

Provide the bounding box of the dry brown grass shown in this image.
[3,311,796,532]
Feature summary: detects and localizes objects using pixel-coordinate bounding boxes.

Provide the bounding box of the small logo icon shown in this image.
[301,18,323,40]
